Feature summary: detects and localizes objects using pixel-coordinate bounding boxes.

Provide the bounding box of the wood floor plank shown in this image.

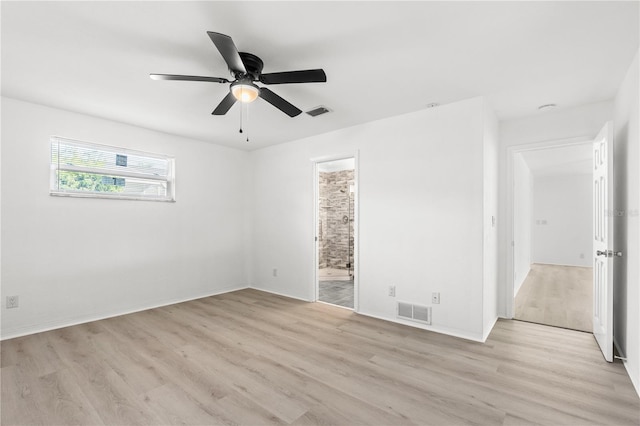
[90,329,167,396]
[1,288,638,425]
[0,366,50,426]
[35,368,104,426]
[178,343,310,423]
[207,393,288,426]
[515,263,593,332]
[142,383,228,425]
[242,357,410,426]
[99,314,235,402]
[45,325,165,425]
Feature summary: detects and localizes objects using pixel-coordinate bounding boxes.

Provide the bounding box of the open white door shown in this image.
[593,121,614,362]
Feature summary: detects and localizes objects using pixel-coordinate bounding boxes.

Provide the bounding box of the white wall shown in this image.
[250,97,497,341]
[483,103,499,339]
[498,100,613,317]
[532,173,592,267]
[1,97,250,339]
[612,49,640,396]
[513,153,533,295]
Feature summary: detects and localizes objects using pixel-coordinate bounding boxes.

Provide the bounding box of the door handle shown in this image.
[596,250,608,257]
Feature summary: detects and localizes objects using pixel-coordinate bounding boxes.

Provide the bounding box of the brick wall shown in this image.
[318,170,354,270]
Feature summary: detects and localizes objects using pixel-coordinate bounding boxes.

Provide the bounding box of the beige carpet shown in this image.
[515,263,592,332]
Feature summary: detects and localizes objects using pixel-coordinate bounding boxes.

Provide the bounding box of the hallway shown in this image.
[515,263,592,332]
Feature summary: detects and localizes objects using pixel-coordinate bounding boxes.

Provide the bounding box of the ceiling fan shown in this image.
[150,32,327,117]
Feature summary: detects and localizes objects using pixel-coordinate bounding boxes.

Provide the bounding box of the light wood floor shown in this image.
[2,289,638,425]
[515,263,592,332]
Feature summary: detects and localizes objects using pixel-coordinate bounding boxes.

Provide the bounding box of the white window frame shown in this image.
[50,136,176,202]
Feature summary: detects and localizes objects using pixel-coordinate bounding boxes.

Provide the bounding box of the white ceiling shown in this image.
[520,143,593,177]
[2,2,638,151]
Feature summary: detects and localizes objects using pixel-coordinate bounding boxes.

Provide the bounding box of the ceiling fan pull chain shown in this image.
[245,103,250,143]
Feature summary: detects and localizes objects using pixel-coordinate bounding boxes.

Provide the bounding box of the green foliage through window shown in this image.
[57,171,125,193]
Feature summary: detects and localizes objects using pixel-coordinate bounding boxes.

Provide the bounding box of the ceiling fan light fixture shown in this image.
[231,81,260,103]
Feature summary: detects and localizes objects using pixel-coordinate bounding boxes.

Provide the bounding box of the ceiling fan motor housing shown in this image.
[237,52,264,80]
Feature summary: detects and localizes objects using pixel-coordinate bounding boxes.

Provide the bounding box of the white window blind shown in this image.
[50,136,175,201]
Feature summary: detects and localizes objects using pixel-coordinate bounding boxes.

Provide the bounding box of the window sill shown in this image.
[49,190,175,202]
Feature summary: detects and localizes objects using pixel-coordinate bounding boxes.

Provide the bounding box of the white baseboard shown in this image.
[623,361,640,398]
[249,285,313,302]
[246,288,487,343]
[1,284,248,341]
[356,310,485,342]
[532,262,592,268]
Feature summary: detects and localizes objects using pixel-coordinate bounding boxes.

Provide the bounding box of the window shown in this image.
[50,136,175,202]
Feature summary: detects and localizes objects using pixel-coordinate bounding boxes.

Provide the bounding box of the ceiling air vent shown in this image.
[305,106,331,117]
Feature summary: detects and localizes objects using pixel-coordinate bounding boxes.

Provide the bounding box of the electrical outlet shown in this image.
[388,285,396,297]
[272,268,278,277]
[6,296,19,309]
[432,292,440,304]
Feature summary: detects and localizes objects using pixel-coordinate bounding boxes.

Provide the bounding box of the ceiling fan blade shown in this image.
[150,74,229,83]
[259,88,302,117]
[207,31,247,74]
[212,92,237,115]
[259,69,326,85]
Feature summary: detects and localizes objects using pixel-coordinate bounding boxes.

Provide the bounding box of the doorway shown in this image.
[510,141,594,332]
[316,157,356,309]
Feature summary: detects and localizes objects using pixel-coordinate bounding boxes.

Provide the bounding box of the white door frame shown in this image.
[505,137,592,318]
[311,151,360,311]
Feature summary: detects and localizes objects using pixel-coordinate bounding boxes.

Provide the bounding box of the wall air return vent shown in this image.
[397,302,432,325]
[305,106,331,117]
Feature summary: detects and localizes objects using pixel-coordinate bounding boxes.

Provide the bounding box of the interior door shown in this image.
[593,121,614,362]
